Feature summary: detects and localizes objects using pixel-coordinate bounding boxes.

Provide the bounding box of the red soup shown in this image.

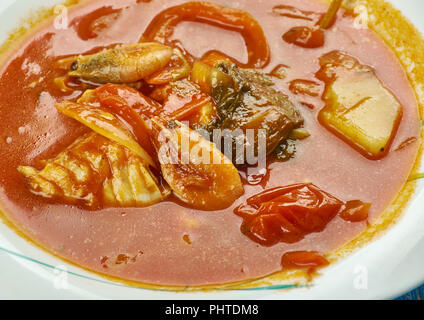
[0,0,421,286]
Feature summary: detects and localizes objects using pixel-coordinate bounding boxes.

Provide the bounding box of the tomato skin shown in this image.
[235,183,343,246]
[95,84,163,121]
[235,183,371,246]
[281,251,329,269]
[242,212,304,246]
[282,26,325,48]
[339,200,371,222]
[289,79,321,97]
[91,84,216,163]
[93,84,162,160]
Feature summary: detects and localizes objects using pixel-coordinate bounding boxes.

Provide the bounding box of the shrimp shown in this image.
[150,117,244,210]
[59,42,173,84]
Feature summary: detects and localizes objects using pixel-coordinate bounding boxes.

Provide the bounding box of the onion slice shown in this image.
[56,100,157,169]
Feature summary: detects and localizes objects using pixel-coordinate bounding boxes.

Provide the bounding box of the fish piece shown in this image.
[150,118,243,210]
[18,133,169,209]
[60,42,173,84]
[207,62,304,164]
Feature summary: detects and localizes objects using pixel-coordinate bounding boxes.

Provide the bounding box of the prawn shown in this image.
[58,42,173,84]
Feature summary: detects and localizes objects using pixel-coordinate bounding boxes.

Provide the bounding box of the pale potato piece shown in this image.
[318,52,402,159]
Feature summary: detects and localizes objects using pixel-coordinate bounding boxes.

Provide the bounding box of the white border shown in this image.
[0,0,423,300]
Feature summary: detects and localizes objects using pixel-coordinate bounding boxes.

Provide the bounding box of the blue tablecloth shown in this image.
[397,284,424,300]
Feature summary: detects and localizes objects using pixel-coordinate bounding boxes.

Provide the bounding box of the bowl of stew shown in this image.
[0,0,423,299]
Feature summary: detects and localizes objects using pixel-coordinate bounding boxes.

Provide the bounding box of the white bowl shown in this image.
[0,0,423,300]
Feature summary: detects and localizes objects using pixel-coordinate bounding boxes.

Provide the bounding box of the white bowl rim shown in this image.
[0,0,423,300]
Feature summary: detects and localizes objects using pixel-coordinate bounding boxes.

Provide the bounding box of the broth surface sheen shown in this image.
[0,0,420,286]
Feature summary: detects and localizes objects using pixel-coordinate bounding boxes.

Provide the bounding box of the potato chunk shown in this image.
[316,51,402,159]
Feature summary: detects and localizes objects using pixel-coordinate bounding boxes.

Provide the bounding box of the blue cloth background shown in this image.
[397,284,424,300]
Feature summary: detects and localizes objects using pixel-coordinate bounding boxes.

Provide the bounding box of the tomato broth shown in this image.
[0,0,420,286]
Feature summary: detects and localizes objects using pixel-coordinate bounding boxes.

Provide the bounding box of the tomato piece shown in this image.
[235,183,372,246]
[277,1,342,49]
[71,6,121,41]
[339,200,371,222]
[93,88,155,161]
[86,84,167,164]
[270,64,290,80]
[143,1,270,68]
[95,84,162,121]
[169,96,213,123]
[283,26,325,48]
[289,79,321,97]
[151,79,215,125]
[243,210,304,246]
[55,101,157,169]
[281,251,329,269]
[395,137,418,151]
[272,5,322,23]
[235,183,343,246]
